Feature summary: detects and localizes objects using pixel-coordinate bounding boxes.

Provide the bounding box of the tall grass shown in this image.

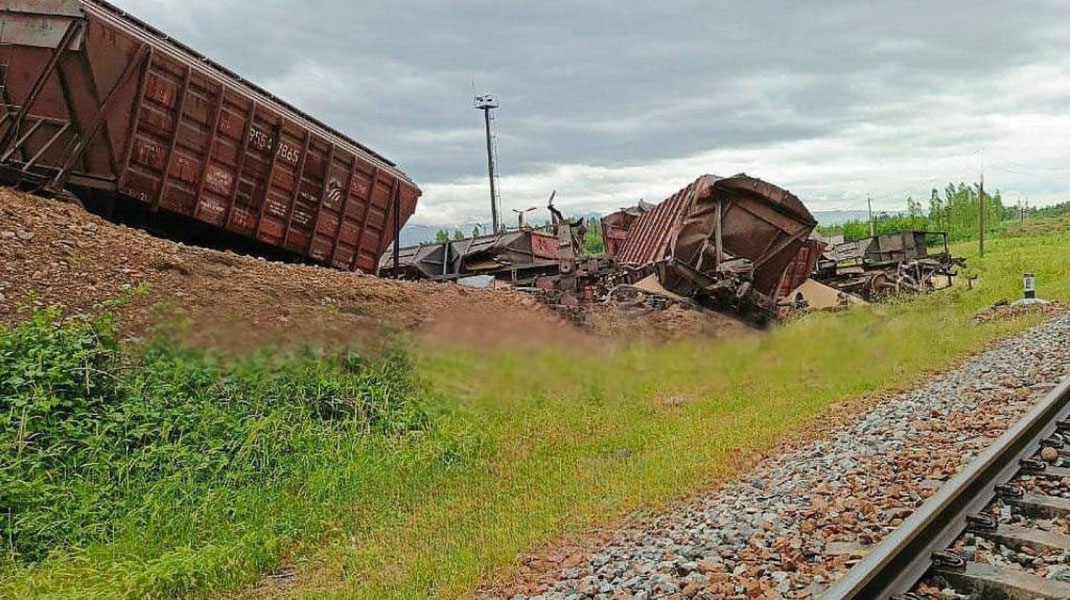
[0,311,431,599]
[1,227,1068,599]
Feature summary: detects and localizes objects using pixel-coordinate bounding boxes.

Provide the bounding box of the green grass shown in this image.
[0,314,432,599]
[1002,213,1070,239]
[2,226,1070,599]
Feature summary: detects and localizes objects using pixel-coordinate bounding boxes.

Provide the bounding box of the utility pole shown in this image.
[867,195,875,237]
[978,172,985,257]
[475,94,501,234]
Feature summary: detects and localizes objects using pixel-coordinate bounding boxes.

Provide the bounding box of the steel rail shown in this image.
[823,376,1070,600]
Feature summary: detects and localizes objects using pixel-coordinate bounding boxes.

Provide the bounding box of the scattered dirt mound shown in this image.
[975,299,1067,324]
[0,189,578,352]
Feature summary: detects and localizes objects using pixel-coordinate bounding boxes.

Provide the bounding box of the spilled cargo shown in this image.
[0,0,420,273]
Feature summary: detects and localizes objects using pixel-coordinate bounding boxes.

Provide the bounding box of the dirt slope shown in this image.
[0,189,580,351]
[0,189,749,351]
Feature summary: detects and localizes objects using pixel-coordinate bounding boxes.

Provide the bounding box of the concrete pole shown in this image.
[483,107,499,234]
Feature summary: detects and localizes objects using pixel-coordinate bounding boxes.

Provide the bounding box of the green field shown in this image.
[2,225,1069,599]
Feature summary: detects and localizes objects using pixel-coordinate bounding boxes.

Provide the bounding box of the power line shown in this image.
[989,164,1051,180]
[994,158,1070,173]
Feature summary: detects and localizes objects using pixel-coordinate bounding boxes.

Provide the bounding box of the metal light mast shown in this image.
[475,94,501,233]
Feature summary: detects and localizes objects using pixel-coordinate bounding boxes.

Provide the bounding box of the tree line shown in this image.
[819,182,1019,242]
[434,227,483,242]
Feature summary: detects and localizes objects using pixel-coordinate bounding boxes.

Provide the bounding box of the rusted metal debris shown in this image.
[378,169,963,328]
[377,228,567,284]
[610,174,819,322]
[814,231,966,302]
[0,0,419,274]
[601,201,654,257]
[380,213,615,307]
[385,174,821,324]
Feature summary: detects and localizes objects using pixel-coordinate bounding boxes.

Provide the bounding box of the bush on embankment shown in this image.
[0,307,426,567]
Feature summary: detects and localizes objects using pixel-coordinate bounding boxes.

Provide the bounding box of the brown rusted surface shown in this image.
[815,231,965,301]
[0,0,420,273]
[616,174,817,301]
[616,184,694,268]
[379,229,565,283]
[832,230,941,266]
[600,201,652,257]
[777,238,824,300]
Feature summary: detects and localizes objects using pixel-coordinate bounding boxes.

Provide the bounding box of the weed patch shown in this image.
[0,308,425,568]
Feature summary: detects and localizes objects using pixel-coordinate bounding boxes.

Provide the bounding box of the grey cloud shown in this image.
[113,0,1070,223]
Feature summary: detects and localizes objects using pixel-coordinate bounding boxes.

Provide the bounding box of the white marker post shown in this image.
[1024,273,1037,300]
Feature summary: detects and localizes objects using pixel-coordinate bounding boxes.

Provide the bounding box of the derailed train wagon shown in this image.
[815,231,965,301]
[379,229,565,284]
[614,174,818,320]
[0,0,420,273]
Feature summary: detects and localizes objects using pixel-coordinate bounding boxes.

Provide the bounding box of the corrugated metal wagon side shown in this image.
[0,0,420,273]
[616,174,818,301]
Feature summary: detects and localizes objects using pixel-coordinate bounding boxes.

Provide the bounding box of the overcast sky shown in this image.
[112,0,1070,226]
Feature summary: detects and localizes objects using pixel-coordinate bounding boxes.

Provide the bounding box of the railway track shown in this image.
[825,377,1070,600]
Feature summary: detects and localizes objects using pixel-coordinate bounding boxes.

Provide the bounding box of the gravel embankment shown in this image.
[483,312,1070,600]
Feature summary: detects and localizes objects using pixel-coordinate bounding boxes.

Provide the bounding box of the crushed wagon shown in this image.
[383,173,821,326]
[377,228,567,285]
[607,174,819,323]
[814,231,966,301]
[380,199,613,299]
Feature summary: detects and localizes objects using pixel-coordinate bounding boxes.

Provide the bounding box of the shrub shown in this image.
[0,308,426,563]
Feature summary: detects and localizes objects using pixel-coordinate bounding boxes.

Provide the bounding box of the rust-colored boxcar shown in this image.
[0,0,420,273]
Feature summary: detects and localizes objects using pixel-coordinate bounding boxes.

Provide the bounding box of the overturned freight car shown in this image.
[0,0,420,273]
[815,230,965,301]
[613,174,818,321]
